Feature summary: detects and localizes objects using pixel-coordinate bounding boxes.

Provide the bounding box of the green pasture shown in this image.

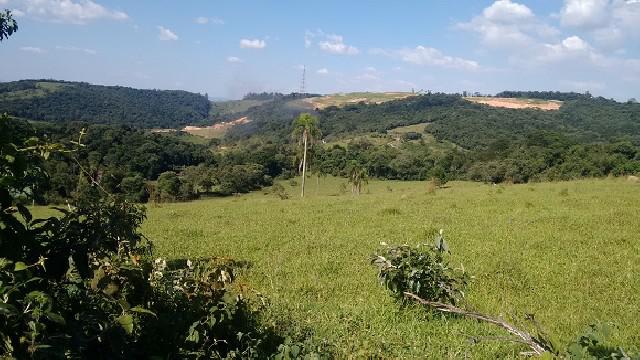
[29,177,640,358]
[138,177,640,358]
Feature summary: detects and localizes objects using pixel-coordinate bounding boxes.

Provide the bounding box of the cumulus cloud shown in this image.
[318,34,359,55]
[55,45,97,55]
[20,46,45,53]
[560,0,610,28]
[226,56,243,63]
[536,36,593,62]
[240,38,266,49]
[305,30,359,55]
[15,0,128,24]
[316,68,329,75]
[557,0,640,48]
[157,26,178,41]
[458,0,558,48]
[482,0,534,22]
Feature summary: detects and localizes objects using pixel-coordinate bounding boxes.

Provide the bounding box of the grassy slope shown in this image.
[133,178,640,358]
[306,92,416,109]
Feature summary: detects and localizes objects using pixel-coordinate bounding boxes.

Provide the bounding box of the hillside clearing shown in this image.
[182,117,251,139]
[129,177,640,358]
[305,92,417,109]
[465,97,562,110]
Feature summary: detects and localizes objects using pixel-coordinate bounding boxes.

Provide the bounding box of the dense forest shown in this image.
[14,120,285,204]
[0,80,210,128]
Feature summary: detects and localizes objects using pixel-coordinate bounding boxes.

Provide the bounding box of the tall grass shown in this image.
[79,177,640,357]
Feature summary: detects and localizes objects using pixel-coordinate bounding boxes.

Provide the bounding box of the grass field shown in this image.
[122,177,640,358]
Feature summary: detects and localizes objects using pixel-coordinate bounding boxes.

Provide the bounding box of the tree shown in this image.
[346,161,368,195]
[0,10,18,41]
[157,171,180,201]
[292,113,321,197]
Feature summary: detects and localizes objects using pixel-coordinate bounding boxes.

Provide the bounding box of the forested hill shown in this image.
[0,80,210,128]
[314,93,640,148]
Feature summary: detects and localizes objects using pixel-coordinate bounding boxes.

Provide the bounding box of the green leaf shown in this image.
[0,303,18,315]
[130,306,156,317]
[186,328,200,343]
[14,262,28,271]
[16,204,32,224]
[117,313,134,335]
[46,312,66,325]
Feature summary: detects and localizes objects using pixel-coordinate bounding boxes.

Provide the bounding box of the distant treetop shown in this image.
[495,91,592,101]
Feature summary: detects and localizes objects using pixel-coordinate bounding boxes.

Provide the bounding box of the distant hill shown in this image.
[0,80,210,128]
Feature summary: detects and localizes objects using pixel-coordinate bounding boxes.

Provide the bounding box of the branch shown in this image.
[403,292,551,356]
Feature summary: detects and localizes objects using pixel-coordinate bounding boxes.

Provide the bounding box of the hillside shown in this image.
[465,96,562,110]
[0,80,210,128]
[304,92,416,109]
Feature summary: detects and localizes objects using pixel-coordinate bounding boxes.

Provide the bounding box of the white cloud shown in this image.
[20,46,45,53]
[16,0,128,24]
[316,68,329,75]
[195,16,224,25]
[157,26,178,41]
[194,16,208,24]
[483,0,534,22]
[226,56,243,63]
[318,34,359,55]
[458,0,558,48]
[305,30,359,55]
[401,46,480,70]
[55,45,96,55]
[375,46,479,71]
[560,0,610,28]
[240,38,266,49]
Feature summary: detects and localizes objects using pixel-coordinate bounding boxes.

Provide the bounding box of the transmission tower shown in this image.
[299,65,306,94]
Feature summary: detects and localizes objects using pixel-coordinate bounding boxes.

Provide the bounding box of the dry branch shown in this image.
[403,292,551,356]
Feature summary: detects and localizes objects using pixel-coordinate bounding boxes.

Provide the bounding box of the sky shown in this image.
[1,0,639,100]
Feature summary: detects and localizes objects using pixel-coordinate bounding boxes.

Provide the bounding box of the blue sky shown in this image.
[1,0,639,100]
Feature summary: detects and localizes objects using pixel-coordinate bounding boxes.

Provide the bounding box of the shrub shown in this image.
[271,183,289,199]
[371,230,470,304]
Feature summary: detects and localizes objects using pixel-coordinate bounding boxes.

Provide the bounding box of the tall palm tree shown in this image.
[292,113,321,197]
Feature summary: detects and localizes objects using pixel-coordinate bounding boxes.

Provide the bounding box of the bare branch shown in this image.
[403,292,551,356]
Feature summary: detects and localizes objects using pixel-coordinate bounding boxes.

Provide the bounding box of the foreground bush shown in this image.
[0,116,330,358]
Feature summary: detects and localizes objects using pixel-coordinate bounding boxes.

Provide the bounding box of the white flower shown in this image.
[186,260,193,269]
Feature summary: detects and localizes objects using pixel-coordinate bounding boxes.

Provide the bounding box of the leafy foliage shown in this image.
[371,230,470,304]
[564,323,639,360]
[0,9,18,41]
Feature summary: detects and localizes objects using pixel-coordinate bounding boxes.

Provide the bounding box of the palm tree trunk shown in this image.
[301,131,307,197]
